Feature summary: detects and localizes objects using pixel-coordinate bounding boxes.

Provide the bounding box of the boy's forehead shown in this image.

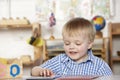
[63,31,87,38]
[63,34,87,41]
[63,28,88,35]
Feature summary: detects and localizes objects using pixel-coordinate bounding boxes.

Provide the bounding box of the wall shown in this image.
[0,28,34,59]
[0,0,120,59]
[0,0,35,59]
[110,0,120,22]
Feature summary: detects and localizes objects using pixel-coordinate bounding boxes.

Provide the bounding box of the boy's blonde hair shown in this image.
[62,18,96,42]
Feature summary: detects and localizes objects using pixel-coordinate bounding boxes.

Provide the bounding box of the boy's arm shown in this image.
[98,62,113,76]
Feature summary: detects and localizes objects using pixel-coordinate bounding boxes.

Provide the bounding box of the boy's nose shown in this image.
[69,43,75,49]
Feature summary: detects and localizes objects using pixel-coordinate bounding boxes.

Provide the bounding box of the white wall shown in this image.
[0,29,34,59]
[0,0,120,59]
[109,0,120,22]
[0,0,35,59]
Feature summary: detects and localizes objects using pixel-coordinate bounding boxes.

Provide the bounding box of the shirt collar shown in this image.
[61,54,70,63]
[87,49,95,63]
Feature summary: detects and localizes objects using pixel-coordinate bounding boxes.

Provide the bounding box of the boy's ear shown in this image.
[88,42,93,49]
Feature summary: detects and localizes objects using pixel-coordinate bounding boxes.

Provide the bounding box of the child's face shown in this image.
[63,34,93,63]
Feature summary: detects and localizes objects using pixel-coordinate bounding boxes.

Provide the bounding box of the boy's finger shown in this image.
[49,70,55,77]
[39,71,43,76]
[43,69,47,77]
[46,69,50,76]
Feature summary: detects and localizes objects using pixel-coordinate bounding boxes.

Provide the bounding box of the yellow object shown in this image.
[0,58,7,64]
[49,35,55,40]
[0,57,7,77]
[94,17,103,24]
[27,38,44,47]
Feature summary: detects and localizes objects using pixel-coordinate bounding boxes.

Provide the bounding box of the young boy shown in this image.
[31,18,112,77]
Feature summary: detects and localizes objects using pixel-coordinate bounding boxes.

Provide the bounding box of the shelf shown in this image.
[112,57,120,61]
[112,32,120,35]
[109,22,120,70]
[92,48,104,51]
[47,49,64,52]
[0,24,32,29]
[48,53,62,56]
[93,52,102,55]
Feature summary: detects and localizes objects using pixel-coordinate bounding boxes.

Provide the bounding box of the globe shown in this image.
[92,16,106,31]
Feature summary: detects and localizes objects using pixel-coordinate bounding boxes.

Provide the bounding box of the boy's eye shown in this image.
[65,43,70,45]
[65,44,69,45]
[64,42,70,45]
[76,43,81,45]
[76,42,81,45]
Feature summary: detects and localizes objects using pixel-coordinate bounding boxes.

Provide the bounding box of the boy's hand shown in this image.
[31,66,54,77]
[39,68,54,77]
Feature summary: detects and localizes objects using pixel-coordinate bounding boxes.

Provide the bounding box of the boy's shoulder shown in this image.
[88,50,105,63]
[92,55,107,65]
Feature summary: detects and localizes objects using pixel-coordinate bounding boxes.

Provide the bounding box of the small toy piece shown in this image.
[49,12,56,27]
[0,58,22,79]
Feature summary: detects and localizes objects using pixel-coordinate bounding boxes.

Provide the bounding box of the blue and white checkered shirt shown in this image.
[40,50,112,76]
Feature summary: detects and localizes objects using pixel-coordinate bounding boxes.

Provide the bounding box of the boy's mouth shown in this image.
[69,51,77,55]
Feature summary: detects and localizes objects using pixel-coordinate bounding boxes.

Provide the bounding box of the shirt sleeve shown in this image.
[40,54,62,75]
[97,62,113,76]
